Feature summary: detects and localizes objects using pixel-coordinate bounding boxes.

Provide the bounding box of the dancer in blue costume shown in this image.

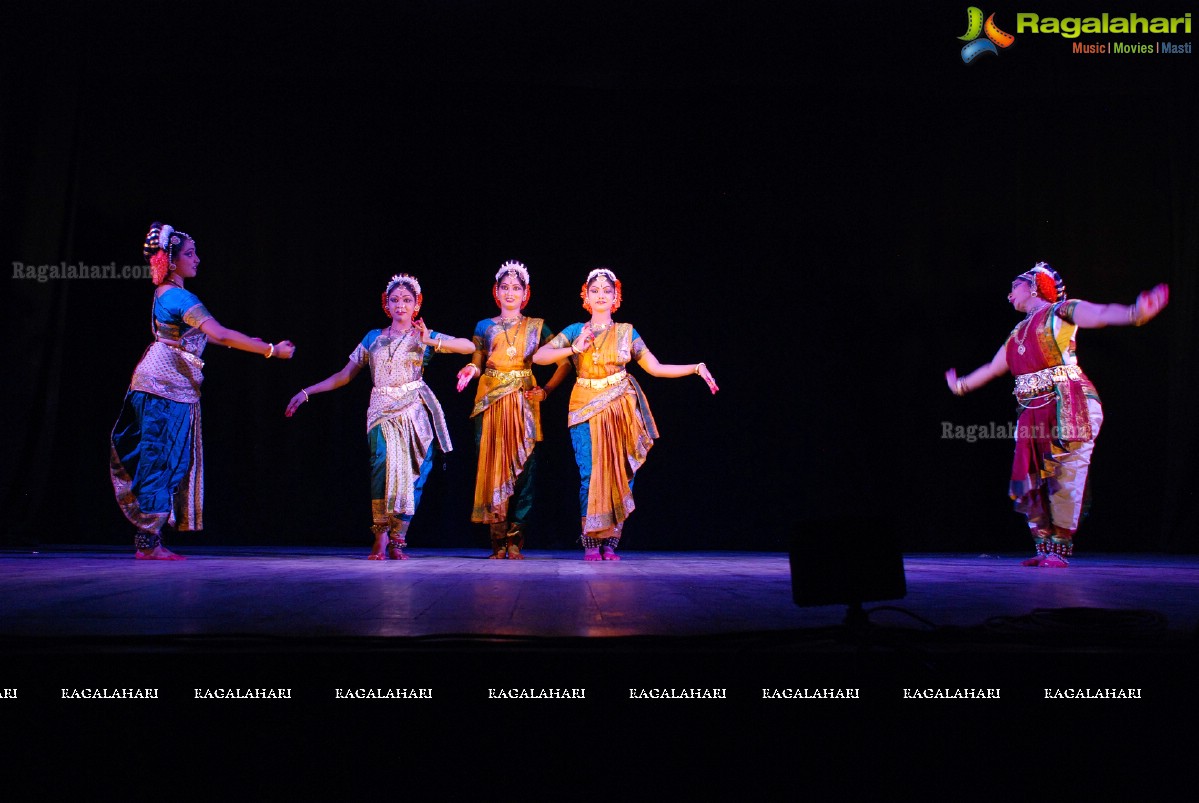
[111,222,296,560]
[286,273,474,559]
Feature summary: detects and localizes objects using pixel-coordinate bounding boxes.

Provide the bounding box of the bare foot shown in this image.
[1021,555,1044,567]
[506,524,526,560]
[489,524,508,559]
[1040,553,1069,568]
[135,546,186,561]
[583,547,602,561]
[368,530,389,560]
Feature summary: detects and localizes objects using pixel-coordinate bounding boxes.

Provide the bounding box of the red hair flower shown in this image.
[1034,272,1057,301]
[149,250,170,285]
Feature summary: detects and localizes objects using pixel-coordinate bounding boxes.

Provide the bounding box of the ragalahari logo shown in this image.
[959,7,1016,62]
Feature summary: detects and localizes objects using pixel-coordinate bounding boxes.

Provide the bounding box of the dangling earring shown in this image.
[492,286,502,309]
[520,287,530,310]
[168,263,177,272]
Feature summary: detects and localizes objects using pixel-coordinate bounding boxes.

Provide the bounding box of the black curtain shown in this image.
[3,1,1195,553]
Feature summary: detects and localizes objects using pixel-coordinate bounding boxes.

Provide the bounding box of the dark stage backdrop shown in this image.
[2,1,1195,554]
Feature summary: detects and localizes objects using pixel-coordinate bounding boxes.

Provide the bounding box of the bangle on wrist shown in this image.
[955,378,969,396]
[571,344,583,355]
[1128,303,1142,326]
[693,362,705,376]
[301,388,310,402]
[265,343,275,359]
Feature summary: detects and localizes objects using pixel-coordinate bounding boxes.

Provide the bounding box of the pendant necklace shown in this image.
[386,324,411,362]
[500,316,521,358]
[590,321,613,361]
[1013,307,1040,355]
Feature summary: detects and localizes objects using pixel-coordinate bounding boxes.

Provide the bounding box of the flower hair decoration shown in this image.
[494,260,530,286]
[580,267,622,313]
[143,222,191,285]
[1017,261,1066,303]
[149,251,170,285]
[159,224,175,251]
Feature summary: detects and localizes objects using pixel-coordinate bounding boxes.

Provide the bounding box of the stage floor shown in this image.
[2,547,1198,640]
[4,547,1197,767]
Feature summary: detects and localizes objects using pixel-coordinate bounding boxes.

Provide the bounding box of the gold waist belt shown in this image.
[576,370,627,389]
[485,368,531,380]
[1014,364,1082,398]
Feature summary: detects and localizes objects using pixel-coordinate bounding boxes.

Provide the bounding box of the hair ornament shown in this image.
[384,273,422,297]
[586,267,617,285]
[158,224,175,252]
[1018,261,1066,303]
[143,221,191,284]
[149,251,170,285]
[495,260,530,286]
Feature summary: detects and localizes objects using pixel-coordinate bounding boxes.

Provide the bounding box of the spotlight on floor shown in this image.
[789,517,907,628]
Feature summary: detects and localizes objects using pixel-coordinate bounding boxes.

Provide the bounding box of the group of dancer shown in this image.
[111,222,719,561]
[112,221,1171,567]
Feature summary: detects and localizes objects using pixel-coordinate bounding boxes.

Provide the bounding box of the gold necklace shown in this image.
[590,321,613,360]
[1013,307,1041,355]
[386,324,412,362]
[499,316,521,358]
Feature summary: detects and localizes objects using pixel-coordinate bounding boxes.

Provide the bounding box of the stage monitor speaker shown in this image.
[789,517,907,607]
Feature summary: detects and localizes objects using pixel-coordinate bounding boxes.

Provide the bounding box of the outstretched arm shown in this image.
[1070,283,1169,329]
[636,350,719,393]
[946,344,1008,396]
[414,319,474,354]
[285,359,363,416]
[201,317,296,358]
[456,343,487,392]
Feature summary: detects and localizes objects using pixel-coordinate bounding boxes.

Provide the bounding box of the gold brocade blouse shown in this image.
[469,316,552,421]
[548,322,657,433]
[350,327,452,449]
[129,287,214,404]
